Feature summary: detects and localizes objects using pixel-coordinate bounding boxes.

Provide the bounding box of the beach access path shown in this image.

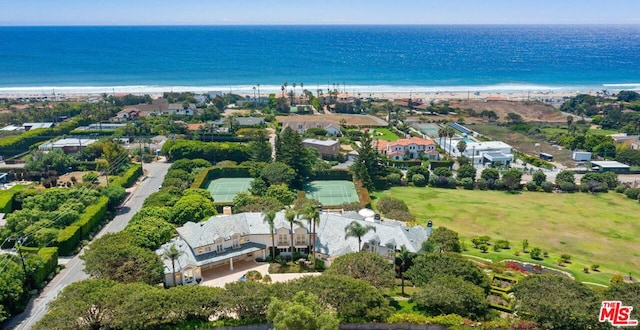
[5,160,171,330]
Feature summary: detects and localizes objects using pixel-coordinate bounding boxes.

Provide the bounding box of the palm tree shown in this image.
[396,245,413,296]
[162,244,184,287]
[284,82,288,98]
[446,126,455,159]
[344,221,376,252]
[262,210,277,261]
[300,204,320,267]
[281,85,285,98]
[257,83,261,105]
[438,127,446,148]
[292,83,297,104]
[457,140,467,154]
[285,207,302,253]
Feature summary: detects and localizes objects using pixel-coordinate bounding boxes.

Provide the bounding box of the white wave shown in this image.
[0,83,628,97]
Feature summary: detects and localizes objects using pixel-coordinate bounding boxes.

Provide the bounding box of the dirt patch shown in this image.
[57,171,108,187]
[449,100,566,123]
[277,114,387,127]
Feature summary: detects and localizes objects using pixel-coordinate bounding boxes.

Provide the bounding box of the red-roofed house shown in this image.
[374,137,438,160]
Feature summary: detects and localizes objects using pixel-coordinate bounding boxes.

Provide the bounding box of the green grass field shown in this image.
[372,128,399,141]
[373,187,640,285]
[542,127,618,136]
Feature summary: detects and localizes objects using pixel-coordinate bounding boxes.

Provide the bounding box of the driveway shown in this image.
[200,260,320,288]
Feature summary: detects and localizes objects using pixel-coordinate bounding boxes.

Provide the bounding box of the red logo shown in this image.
[599,301,638,327]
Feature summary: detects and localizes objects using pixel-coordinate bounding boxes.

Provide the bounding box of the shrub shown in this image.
[559,181,576,193]
[591,264,600,272]
[56,225,81,256]
[525,181,538,192]
[530,247,542,260]
[386,173,402,185]
[624,188,640,200]
[376,196,409,215]
[0,190,16,213]
[412,174,426,187]
[495,240,510,250]
[476,178,488,190]
[384,209,415,222]
[460,177,474,190]
[433,167,452,177]
[615,185,628,194]
[478,244,489,253]
[540,181,554,192]
[560,254,571,264]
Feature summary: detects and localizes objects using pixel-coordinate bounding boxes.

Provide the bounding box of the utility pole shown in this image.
[15,237,30,287]
[139,140,144,172]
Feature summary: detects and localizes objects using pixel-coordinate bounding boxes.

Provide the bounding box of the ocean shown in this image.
[0,25,639,95]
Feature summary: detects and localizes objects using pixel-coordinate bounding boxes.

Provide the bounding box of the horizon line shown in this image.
[1,23,640,28]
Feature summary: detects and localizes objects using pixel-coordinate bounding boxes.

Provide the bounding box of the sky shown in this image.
[2,0,640,26]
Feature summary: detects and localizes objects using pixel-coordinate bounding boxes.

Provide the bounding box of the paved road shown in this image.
[6,161,171,330]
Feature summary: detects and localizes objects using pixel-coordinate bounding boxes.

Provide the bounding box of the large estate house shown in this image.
[156,211,431,287]
[460,141,514,166]
[374,137,438,160]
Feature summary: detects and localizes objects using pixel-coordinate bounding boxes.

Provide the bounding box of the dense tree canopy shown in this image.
[81,232,164,285]
[513,275,601,329]
[276,127,315,189]
[267,291,339,330]
[124,216,175,250]
[24,149,78,173]
[406,252,491,293]
[171,193,216,225]
[325,252,395,289]
[422,227,462,253]
[413,275,489,319]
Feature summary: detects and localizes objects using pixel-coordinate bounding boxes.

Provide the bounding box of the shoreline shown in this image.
[0,83,634,102]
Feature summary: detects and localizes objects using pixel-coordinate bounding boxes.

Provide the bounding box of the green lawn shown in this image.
[373,128,399,141]
[373,187,640,285]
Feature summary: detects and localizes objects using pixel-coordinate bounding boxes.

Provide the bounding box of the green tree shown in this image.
[263,210,277,261]
[456,163,476,180]
[422,226,462,253]
[81,232,164,285]
[351,130,384,191]
[514,275,601,329]
[556,170,575,184]
[413,275,489,319]
[102,142,126,174]
[501,168,523,191]
[247,139,272,163]
[260,161,296,185]
[284,207,302,253]
[276,127,314,189]
[0,257,28,323]
[267,291,339,330]
[406,252,491,293]
[264,184,295,205]
[125,216,174,250]
[532,171,546,186]
[172,193,216,225]
[344,221,376,252]
[219,280,274,324]
[325,252,395,289]
[282,275,394,323]
[456,140,467,153]
[480,168,500,181]
[24,149,78,173]
[396,245,415,296]
[162,243,183,287]
[299,202,321,267]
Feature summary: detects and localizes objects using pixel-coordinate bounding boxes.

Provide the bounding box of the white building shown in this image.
[156,211,431,287]
[462,141,513,165]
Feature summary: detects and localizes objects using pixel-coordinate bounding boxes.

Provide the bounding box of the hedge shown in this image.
[0,119,83,158]
[191,166,251,189]
[56,225,81,256]
[354,180,371,208]
[0,190,15,213]
[75,196,109,239]
[429,160,454,170]
[56,195,108,256]
[20,247,59,286]
[161,139,250,163]
[109,164,142,188]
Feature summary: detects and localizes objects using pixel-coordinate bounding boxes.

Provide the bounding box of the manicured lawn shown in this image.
[373,187,640,285]
[373,128,399,141]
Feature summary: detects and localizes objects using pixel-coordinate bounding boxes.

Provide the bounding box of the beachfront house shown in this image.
[156,210,430,287]
[37,138,97,155]
[462,141,514,166]
[168,103,197,116]
[374,137,438,160]
[281,120,342,136]
[302,138,340,159]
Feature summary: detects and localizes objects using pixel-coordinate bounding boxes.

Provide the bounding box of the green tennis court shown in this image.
[304,180,359,206]
[205,178,253,203]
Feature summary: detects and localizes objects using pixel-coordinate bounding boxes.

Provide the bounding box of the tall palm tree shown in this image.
[284,82,288,98]
[438,127,446,149]
[300,204,320,267]
[262,210,277,261]
[344,221,376,252]
[446,126,455,159]
[396,245,414,296]
[292,83,297,104]
[281,85,285,98]
[162,244,184,287]
[285,207,302,253]
[257,83,261,104]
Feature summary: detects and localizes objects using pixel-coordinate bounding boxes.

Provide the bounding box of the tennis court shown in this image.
[205,178,253,203]
[413,122,440,138]
[304,180,359,206]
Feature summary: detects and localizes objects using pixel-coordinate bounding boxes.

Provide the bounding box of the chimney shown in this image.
[223,206,232,216]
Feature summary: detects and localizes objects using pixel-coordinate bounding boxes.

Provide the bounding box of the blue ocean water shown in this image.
[0,25,639,94]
